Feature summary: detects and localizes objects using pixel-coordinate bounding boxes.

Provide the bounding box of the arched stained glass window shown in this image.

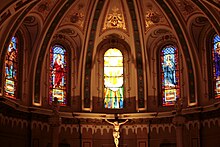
[4,37,18,99]
[160,45,180,106]
[212,34,220,98]
[49,45,67,105]
[104,48,124,109]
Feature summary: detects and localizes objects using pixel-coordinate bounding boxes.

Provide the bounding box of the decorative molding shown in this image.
[103,6,126,31]
[83,0,106,110]
[144,4,163,30]
[202,118,220,128]
[34,0,76,105]
[100,0,128,36]
[176,0,196,16]
[123,124,147,135]
[127,0,145,110]
[1,97,220,119]
[59,124,79,133]
[0,0,38,26]
[22,16,40,47]
[185,118,220,130]
[59,1,93,33]
[31,120,50,132]
[0,113,28,129]
[1,111,220,135]
[156,0,196,105]
[0,1,39,94]
[192,0,220,35]
[70,12,84,27]
[191,16,210,49]
[150,123,174,134]
[34,0,59,21]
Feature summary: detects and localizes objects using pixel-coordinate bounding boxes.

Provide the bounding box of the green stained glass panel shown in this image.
[104,48,124,108]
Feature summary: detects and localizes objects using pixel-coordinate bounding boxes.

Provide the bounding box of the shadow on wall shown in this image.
[160,143,176,147]
[47,143,70,147]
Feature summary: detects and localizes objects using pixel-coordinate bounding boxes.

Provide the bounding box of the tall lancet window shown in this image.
[212,34,220,98]
[160,45,180,106]
[5,37,18,99]
[104,48,124,109]
[49,45,67,105]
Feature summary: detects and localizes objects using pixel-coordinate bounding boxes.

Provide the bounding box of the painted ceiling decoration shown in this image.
[144,3,163,29]
[102,0,127,32]
[139,0,167,34]
[0,0,219,112]
[83,0,105,109]
[60,0,92,32]
[1,3,220,147]
[35,0,58,21]
[176,0,196,16]
[0,1,39,90]
[34,0,76,105]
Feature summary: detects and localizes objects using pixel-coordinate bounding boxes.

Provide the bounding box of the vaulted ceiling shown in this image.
[0,0,220,111]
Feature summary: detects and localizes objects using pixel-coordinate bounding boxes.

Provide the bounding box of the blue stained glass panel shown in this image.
[213,34,220,98]
[161,45,180,106]
[4,37,18,99]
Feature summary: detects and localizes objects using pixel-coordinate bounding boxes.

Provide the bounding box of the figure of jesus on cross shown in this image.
[105,117,129,147]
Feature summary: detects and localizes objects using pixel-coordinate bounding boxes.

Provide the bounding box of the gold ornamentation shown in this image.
[70,12,84,27]
[145,9,161,28]
[103,7,126,30]
[68,3,85,29]
[105,119,129,147]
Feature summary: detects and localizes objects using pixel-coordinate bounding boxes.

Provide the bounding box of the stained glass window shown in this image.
[104,48,124,109]
[212,34,220,98]
[4,37,18,99]
[161,45,180,106]
[49,45,67,105]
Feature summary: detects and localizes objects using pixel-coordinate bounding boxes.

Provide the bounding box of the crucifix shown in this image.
[105,114,129,147]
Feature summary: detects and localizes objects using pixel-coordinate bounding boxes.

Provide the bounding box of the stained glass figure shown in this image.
[5,37,18,99]
[161,45,180,106]
[49,45,67,105]
[213,34,220,98]
[104,48,124,109]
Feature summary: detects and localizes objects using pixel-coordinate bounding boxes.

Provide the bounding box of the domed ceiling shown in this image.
[0,0,220,113]
[1,0,219,50]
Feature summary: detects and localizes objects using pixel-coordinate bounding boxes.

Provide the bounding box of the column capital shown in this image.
[172,115,186,127]
[49,115,61,127]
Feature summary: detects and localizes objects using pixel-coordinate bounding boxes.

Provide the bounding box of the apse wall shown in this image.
[0,0,220,147]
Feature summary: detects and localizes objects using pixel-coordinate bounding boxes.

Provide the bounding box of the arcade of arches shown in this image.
[0,0,220,147]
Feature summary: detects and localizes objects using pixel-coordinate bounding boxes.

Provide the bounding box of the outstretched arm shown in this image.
[105,119,114,125]
[119,119,129,126]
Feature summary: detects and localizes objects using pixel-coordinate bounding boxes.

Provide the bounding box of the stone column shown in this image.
[49,115,61,147]
[49,98,61,147]
[172,97,186,147]
[173,115,186,147]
